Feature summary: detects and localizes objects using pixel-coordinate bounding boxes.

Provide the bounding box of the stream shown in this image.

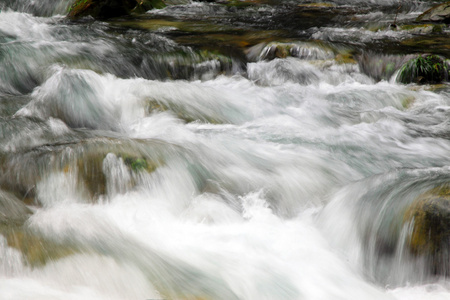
[0,0,449,299]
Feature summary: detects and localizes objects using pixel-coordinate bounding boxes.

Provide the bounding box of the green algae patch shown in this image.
[122,155,158,173]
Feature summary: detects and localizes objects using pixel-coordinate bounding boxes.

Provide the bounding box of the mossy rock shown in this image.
[396,54,450,84]
[67,0,165,20]
[416,2,450,23]
[398,24,445,34]
[403,184,450,275]
[0,139,163,203]
[77,151,160,198]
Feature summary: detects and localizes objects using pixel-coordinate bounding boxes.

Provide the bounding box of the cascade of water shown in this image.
[0,0,449,299]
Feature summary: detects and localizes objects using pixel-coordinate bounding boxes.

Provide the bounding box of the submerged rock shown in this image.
[0,190,32,226]
[76,150,160,198]
[396,54,450,84]
[416,2,450,24]
[0,138,164,203]
[358,53,414,82]
[67,0,165,20]
[403,184,450,275]
[1,225,77,268]
[246,42,335,62]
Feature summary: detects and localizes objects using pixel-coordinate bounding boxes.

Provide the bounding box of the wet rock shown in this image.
[0,190,32,226]
[1,225,77,268]
[403,184,450,275]
[396,54,450,84]
[358,53,414,82]
[67,0,165,20]
[78,151,160,198]
[399,35,450,58]
[0,190,76,268]
[246,42,334,62]
[297,2,336,9]
[416,2,450,24]
[398,24,446,34]
[145,96,228,124]
[0,138,163,203]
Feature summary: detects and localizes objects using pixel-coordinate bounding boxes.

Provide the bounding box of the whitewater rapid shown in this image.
[0,2,449,300]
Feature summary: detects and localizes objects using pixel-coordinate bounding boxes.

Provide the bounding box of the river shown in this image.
[0,0,449,299]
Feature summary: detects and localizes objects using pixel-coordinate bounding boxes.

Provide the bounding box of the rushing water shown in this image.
[0,0,449,299]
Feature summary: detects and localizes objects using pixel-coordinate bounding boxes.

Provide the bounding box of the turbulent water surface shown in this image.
[0,0,449,299]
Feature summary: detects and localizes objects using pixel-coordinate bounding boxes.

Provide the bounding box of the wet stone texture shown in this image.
[404,185,450,276]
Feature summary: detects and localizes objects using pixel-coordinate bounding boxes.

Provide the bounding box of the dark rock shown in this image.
[133,0,166,12]
[416,2,450,23]
[67,0,165,20]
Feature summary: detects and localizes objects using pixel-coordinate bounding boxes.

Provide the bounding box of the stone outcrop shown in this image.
[416,2,450,23]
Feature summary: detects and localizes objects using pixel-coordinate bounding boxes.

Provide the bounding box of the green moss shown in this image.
[397,55,449,84]
[122,155,158,173]
[124,157,147,172]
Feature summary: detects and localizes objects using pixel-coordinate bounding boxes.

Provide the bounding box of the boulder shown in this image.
[67,0,165,20]
[416,2,450,23]
[403,184,450,275]
[396,54,450,84]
